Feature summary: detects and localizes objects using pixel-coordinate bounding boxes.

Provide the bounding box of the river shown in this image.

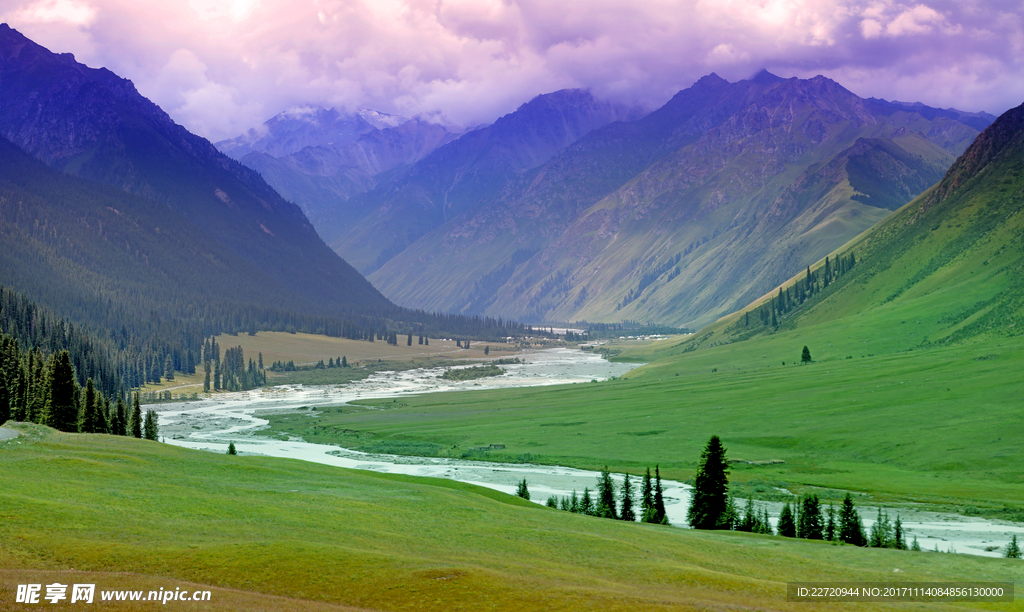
[156,348,1023,558]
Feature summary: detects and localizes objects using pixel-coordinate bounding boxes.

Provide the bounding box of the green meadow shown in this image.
[2,423,1021,611]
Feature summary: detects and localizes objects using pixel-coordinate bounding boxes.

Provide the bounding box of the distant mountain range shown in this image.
[234,69,991,328]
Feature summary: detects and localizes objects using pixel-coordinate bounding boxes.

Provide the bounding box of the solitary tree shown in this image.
[1005,535,1021,559]
[801,346,812,363]
[227,442,237,455]
[516,478,530,500]
[687,435,730,529]
[619,473,636,522]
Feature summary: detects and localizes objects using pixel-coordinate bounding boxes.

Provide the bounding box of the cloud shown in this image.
[12,0,96,25]
[2,0,1022,142]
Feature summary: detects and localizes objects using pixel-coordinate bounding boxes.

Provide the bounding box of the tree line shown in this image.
[743,253,856,330]
[515,435,1023,558]
[0,333,159,440]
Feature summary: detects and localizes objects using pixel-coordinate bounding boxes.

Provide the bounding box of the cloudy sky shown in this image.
[3,0,1022,142]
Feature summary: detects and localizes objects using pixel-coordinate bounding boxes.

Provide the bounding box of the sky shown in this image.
[3,0,1023,142]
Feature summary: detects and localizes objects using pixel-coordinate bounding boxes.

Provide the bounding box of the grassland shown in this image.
[2,422,1020,611]
[211,331,516,367]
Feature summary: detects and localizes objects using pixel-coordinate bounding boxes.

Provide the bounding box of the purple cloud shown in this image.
[3,0,1021,141]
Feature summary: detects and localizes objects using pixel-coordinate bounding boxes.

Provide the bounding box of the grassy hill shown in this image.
[1,423,1020,611]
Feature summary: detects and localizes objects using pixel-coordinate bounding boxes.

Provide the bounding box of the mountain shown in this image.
[683,97,1024,352]
[218,109,457,238]
[356,71,993,328]
[329,89,646,273]
[0,23,389,316]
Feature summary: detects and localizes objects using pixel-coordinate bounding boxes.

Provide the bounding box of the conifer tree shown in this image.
[641,467,655,522]
[143,408,159,441]
[580,488,593,515]
[798,494,824,539]
[619,473,636,522]
[893,515,907,550]
[516,478,530,500]
[777,502,797,537]
[559,496,570,511]
[596,468,618,519]
[45,350,78,433]
[839,493,866,546]
[407,334,412,346]
[687,436,729,529]
[130,393,142,438]
[653,465,668,524]
[80,378,100,433]
[738,497,757,532]
[569,490,579,513]
[1006,535,1021,559]
[825,503,837,541]
[115,396,127,436]
[911,536,921,551]
[227,442,237,455]
[801,346,812,363]
[341,356,348,368]
[869,507,892,548]
[545,495,558,508]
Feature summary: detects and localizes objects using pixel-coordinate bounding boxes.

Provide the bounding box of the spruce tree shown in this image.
[839,493,866,546]
[653,465,668,524]
[545,496,558,508]
[619,473,636,522]
[130,393,143,438]
[45,351,78,433]
[687,435,729,529]
[227,442,237,455]
[580,488,593,515]
[596,468,618,519]
[893,515,906,550]
[738,497,757,532]
[641,467,655,522]
[798,494,824,540]
[342,356,348,368]
[1005,535,1021,559]
[911,536,921,551]
[777,502,797,537]
[407,334,412,346]
[80,378,100,433]
[825,504,837,541]
[115,397,127,436]
[143,409,159,441]
[801,346,812,363]
[516,478,530,500]
[569,490,580,513]
[869,507,891,548]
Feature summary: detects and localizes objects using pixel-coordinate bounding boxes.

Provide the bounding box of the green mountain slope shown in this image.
[697,100,1024,349]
